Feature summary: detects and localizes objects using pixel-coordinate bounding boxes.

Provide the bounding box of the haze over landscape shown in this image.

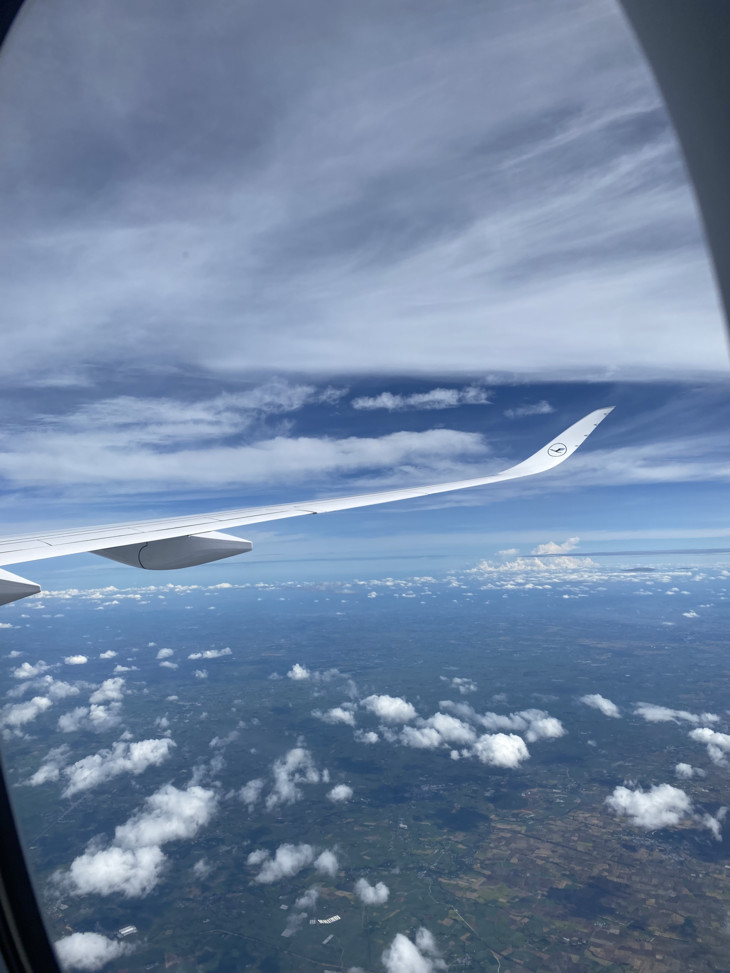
[0,0,729,970]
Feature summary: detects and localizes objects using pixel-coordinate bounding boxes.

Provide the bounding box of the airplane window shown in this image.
[1,2,729,972]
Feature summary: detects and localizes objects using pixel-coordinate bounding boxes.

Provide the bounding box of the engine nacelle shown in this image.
[93,531,253,570]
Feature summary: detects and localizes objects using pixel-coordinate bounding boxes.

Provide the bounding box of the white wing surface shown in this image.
[0,408,613,605]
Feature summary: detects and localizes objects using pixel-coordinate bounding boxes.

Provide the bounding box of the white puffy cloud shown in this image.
[156,648,174,660]
[382,928,445,973]
[524,715,565,742]
[27,745,71,785]
[266,747,320,810]
[64,655,88,666]
[362,694,417,724]
[246,848,269,866]
[605,783,692,830]
[400,726,443,750]
[54,932,133,971]
[65,845,166,899]
[239,778,265,811]
[159,661,178,670]
[99,650,117,659]
[634,703,719,725]
[61,783,217,899]
[689,727,730,766]
[187,648,232,660]
[472,733,530,768]
[62,739,175,797]
[354,878,389,905]
[351,386,490,412]
[58,702,122,733]
[192,858,211,879]
[449,676,477,695]
[89,678,126,705]
[675,762,703,779]
[580,693,621,718]
[328,784,353,803]
[114,783,218,849]
[313,705,355,726]
[424,713,476,746]
[440,701,565,744]
[294,886,319,911]
[532,537,580,555]
[194,669,208,679]
[314,849,339,877]
[254,843,314,883]
[1,695,52,729]
[606,782,727,841]
[43,679,81,701]
[354,730,379,745]
[12,660,50,680]
[287,663,311,680]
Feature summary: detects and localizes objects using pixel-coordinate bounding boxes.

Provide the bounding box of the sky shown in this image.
[1,0,729,591]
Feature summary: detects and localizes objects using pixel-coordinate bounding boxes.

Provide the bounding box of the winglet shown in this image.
[0,569,41,607]
[497,407,614,480]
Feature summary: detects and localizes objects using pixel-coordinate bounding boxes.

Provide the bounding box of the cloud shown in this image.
[246,848,269,867]
[159,661,178,670]
[314,849,339,877]
[1,695,52,730]
[351,386,490,411]
[362,694,417,724]
[99,650,117,659]
[675,762,703,779]
[634,703,719,725]
[287,663,311,681]
[399,726,443,750]
[27,745,71,786]
[12,661,50,680]
[605,783,692,829]
[328,784,353,802]
[354,730,379,745]
[192,858,211,879]
[248,843,335,884]
[580,693,621,718]
[54,932,133,971]
[382,928,445,973]
[253,843,314,884]
[65,845,166,899]
[312,704,356,726]
[187,648,232,660]
[442,702,565,743]
[89,678,125,704]
[61,782,217,899]
[689,727,730,766]
[294,886,319,911]
[531,537,580,555]
[266,747,320,810]
[472,733,530,768]
[239,778,265,811]
[58,702,122,733]
[62,739,175,797]
[156,648,174,659]
[114,783,218,850]
[64,655,88,666]
[504,400,555,418]
[354,878,389,905]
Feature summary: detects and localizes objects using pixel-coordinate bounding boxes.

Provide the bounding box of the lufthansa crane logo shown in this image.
[547,443,567,457]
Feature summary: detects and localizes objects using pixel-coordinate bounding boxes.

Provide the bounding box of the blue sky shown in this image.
[1,0,729,591]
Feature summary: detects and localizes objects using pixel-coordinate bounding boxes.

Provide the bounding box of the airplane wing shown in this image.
[0,408,613,606]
